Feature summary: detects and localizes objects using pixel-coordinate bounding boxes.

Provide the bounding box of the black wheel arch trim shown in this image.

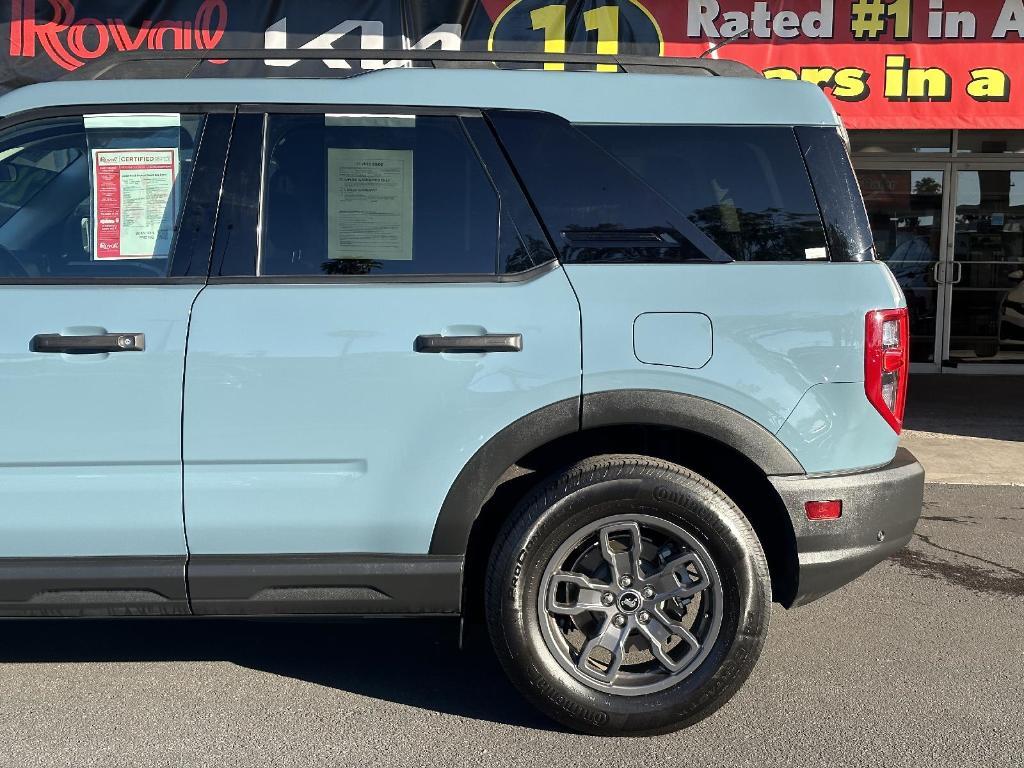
[581,389,805,476]
[430,395,582,556]
[428,388,804,556]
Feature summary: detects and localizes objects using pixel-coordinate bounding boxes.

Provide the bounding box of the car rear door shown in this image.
[182,108,581,615]
[0,108,230,616]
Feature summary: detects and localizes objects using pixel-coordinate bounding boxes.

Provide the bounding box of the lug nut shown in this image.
[612,614,627,628]
[637,610,651,624]
[618,575,633,588]
[601,592,615,606]
[641,586,656,600]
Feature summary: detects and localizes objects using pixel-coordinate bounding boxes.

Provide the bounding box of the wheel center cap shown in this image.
[617,590,642,614]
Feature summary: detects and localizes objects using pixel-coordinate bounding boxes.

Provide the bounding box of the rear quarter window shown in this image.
[486,110,730,266]
[580,125,829,262]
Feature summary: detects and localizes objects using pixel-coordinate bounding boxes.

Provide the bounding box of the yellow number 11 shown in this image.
[530,4,620,72]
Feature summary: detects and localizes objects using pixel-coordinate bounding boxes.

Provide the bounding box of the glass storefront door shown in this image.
[857,165,947,367]
[853,129,1024,373]
[948,168,1024,364]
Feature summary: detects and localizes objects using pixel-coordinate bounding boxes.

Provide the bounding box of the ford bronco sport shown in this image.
[0,51,924,735]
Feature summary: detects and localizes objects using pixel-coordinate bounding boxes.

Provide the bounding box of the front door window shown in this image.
[0,114,204,278]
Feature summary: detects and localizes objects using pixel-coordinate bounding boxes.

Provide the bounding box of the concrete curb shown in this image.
[900,430,1024,486]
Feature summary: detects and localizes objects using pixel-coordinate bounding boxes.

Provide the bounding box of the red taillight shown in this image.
[865,308,910,433]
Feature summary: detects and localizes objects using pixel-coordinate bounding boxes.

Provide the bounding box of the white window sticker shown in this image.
[91,148,178,259]
[84,113,181,130]
[804,246,828,260]
[325,114,416,129]
[327,148,414,262]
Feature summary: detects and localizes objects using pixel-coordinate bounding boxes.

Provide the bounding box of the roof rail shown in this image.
[58,48,762,82]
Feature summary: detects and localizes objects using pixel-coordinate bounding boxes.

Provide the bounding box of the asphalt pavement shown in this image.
[0,483,1021,768]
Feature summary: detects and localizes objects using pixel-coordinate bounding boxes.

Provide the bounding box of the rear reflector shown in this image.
[805,500,843,521]
[865,308,910,434]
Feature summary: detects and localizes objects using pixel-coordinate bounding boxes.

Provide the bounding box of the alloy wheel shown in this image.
[537,513,724,696]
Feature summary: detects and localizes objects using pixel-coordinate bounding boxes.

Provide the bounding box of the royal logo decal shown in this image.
[9,0,227,71]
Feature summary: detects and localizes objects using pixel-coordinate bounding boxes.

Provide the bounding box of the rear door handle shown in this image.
[414,334,522,354]
[30,333,145,354]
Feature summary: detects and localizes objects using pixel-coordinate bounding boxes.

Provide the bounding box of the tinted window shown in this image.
[488,110,727,265]
[796,127,874,262]
[210,113,264,278]
[461,117,554,274]
[0,113,204,278]
[260,114,500,276]
[581,125,828,262]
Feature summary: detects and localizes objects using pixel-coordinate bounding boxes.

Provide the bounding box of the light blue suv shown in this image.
[0,53,924,735]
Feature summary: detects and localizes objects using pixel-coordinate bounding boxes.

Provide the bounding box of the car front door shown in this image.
[182,109,582,615]
[0,108,230,615]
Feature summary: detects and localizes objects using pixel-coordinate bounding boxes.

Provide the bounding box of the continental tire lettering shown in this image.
[533,676,609,726]
[508,547,529,598]
[653,485,687,506]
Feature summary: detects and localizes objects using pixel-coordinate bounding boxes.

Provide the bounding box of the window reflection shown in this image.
[957,131,1024,155]
[857,168,945,363]
[850,130,952,154]
[261,114,500,277]
[951,170,1024,362]
[0,114,202,278]
[580,124,828,262]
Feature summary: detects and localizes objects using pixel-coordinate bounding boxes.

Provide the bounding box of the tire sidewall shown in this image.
[490,464,769,735]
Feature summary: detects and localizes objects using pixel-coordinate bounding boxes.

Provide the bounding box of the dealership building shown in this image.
[2,0,1022,373]
[662,0,1024,375]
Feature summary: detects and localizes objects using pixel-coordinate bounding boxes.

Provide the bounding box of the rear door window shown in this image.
[0,113,205,279]
[580,124,829,262]
[259,113,501,277]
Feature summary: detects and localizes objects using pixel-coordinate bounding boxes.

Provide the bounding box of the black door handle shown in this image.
[414,334,522,353]
[30,333,146,354]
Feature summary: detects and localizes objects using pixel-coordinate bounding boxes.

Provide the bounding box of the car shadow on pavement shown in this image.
[0,616,558,730]
[905,374,1023,442]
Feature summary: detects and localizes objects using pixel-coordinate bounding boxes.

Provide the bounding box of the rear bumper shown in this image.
[769,448,925,607]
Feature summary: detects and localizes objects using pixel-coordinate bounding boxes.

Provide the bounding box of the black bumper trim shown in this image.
[769,448,925,607]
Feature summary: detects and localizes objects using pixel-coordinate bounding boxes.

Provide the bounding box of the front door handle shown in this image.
[30,333,146,354]
[414,334,523,354]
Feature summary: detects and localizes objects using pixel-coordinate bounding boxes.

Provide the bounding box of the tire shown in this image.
[485,454,771,736]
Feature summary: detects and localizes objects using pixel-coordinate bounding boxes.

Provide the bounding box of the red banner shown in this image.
[3,1,1024,130]
[660,1,1024,130]
[484,1,1024,130]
